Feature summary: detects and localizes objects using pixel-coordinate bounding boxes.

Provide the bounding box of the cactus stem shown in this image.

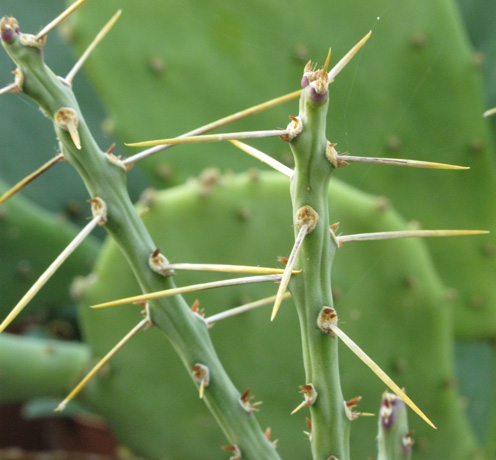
[0,205,104,333]
[91,274,283,309]
[205,293,291,325]
[56,311,152,412]
[339,154,469,170]
[192,363,210,399]
[123,89,302,165]
[271,224,308,321]
[335,229,489,247]
[126,129,288,148]
[327,323,436,429]
[54,108,81,150]
[483,107,496,117]
[291,383,318,415]
[328,31,372,82]
[64,10,122,85]
[229,140,294,179]
[35,0,89,41]
[158,262,300,275]
[0,153,64,205]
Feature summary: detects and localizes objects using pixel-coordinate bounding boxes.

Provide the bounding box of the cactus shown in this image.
[70,0,496,340]
[0,1,494,460]
[378,392,413,460]
[70,172,482,460]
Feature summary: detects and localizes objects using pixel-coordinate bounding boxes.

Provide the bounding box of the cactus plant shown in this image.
[378,392,413,460]
[0,1,495,459]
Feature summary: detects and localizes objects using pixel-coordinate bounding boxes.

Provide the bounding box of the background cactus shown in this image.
[378,392,413,460]
[0,0,495,459]
[73,172,485,459]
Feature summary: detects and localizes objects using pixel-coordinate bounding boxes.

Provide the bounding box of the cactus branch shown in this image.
[91,274,283,309]
[123,89,302,165]
[229,140,294,179]
[0,153,64,205]
[287,48,349,458]
[64,10,122,85]
[377,392,413,460]
[2,11,281,458]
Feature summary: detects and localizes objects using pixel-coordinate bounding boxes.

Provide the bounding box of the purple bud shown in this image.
[301,76,309,88]
[309,86,328,104]
[1,27,15,43]
[380,393,406,430]
[0,17,20,43]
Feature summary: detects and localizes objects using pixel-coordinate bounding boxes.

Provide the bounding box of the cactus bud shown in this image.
[377,392,412,460]
[0,17,19,43]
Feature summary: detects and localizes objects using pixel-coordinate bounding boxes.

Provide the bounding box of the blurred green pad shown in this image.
[70,0,496,338]
[455,0,496,111]
[79,172,481,460]
[0,180,99,323]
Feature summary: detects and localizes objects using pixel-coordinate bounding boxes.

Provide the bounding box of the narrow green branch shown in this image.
[287,61,349,459]
[1,14,280,460]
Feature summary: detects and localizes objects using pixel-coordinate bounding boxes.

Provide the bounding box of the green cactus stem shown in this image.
[285,56,350,459]
[0,12,280,459]
[377,392,413,460]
